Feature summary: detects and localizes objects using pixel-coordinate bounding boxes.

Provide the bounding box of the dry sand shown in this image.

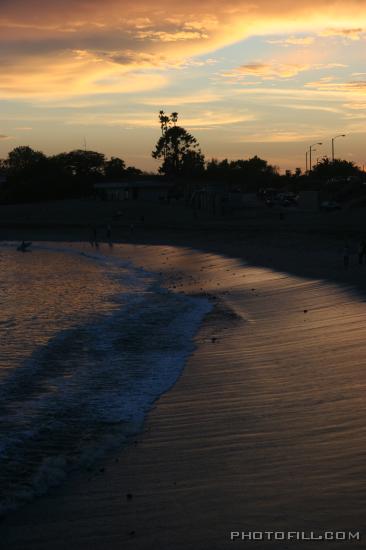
[1,239,366,549]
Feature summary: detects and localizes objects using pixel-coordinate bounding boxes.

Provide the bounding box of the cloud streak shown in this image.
[0,0,365,98]
[223,62,347,81]
[267,36,315,46]
[319,27,364,40]
[224,62,312,79]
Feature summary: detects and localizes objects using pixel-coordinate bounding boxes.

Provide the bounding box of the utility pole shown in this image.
[331,134,346,162]
[309,142,322,173]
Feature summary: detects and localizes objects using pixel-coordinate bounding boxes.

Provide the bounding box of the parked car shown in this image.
[278,192,298,207]
[320,200,341,211]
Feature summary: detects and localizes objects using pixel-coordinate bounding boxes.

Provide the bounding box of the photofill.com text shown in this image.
[230,531,361,542]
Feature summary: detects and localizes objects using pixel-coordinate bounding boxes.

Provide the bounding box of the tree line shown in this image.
[153,111,363,185]
[0,110,364,203]
[0,147,142,202]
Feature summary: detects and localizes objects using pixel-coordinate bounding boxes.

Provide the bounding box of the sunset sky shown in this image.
[1,0,366,172]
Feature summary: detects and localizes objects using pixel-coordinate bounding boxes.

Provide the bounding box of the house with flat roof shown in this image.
[94,180,173,202]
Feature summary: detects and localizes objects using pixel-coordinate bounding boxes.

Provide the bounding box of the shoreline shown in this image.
[1,235,366,548]
[2,220,366,297]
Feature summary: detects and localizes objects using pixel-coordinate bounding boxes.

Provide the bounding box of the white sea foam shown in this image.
[0,243,212,515]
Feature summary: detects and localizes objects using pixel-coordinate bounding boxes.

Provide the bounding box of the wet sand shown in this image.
[1,243,366,549]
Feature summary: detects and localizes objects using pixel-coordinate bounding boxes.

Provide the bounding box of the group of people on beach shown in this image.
[89,224,112,247]
[343,240,366,269]
[89,215,144,247]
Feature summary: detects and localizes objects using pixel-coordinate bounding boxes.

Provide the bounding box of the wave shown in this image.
[0,243,212,515]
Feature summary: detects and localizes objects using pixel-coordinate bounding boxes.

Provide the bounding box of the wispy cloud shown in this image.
[223,62,311,79]
[319,28,364,40]
[233,86,366,102]
[305,79,366,92]
[267,36,315,46]
[223,62,347,81]
[237,131,325,143]
[136,30,208,42]
[283,103,342,114]
[65,110,256,129]
[138,91,223,106]
[343,102,366,110]
[0,0,364,98]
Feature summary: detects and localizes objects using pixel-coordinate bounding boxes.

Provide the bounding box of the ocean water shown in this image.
[0,242,211,515]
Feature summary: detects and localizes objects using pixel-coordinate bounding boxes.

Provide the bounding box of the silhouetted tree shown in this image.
[206,158,230,179]
[124,166,143,178]
[104,156,126,180]
[53,150,105,178]
[51,149,105,195]
[181,149,205,177]
[311,157,362,181]
[206,155,277,190]
[2,146,50,201]
[152,111,204,177]
[0,159,6,184]
[0,146,147,203]
[5,146,47,180]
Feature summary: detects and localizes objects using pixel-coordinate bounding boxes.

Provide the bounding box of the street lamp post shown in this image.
[331,134,346,162]
[309,142,322,173]
[306,149,318,173]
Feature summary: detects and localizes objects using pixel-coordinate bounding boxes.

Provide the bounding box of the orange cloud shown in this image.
[225,62,312,79]
[319,27,364,40]
[344,102,366,110]
[139,91,223,105]
[238,131,324,143]
[267,36,315,45]
[305,79,366,92]
[0,1,365,98]
[65,109,256,128]
[223,62,346,81]
[136,30,209,42]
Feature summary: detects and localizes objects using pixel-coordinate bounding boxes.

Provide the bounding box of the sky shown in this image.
[0,0,366,172]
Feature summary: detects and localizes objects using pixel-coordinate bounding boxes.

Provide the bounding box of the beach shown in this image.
[0,230,366,549]
[1,0,366,543]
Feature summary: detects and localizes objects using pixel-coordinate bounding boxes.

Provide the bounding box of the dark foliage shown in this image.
[152,111,205,177]
[205,156,279,190]
[1,133,365,205]
[311,157,362,181]
[0,146,141,203]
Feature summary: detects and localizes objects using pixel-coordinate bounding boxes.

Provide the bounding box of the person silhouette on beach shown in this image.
[343,243,350,269]
[17,240,31,252]
[89,226,98,247]
[106,224,112,246]
[358,240,366,265]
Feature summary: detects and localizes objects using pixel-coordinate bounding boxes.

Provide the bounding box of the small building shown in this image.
[190,186,262,215]
[94,181,172,202]
[190,185,229,215]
